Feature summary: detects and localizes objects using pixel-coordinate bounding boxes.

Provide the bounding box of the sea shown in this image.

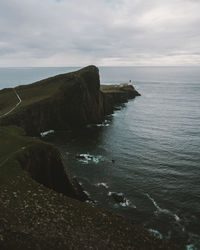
[0,66,200,249]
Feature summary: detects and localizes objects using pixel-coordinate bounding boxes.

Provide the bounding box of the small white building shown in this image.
[120,83,128,87]
[128,80,132,85]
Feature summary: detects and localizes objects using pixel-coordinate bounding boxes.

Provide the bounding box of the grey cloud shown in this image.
[0,0,200,66]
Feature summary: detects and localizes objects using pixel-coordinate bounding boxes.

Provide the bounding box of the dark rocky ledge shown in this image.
[0,66,181,249]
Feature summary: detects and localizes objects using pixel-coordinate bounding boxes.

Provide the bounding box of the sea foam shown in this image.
[146,193,180,222]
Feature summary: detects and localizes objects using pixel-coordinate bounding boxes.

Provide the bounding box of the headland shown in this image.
[0,66,181,249]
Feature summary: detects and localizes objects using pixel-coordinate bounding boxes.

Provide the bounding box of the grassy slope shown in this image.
[15,73,75,109]
[0,126,41,185]
[0,89,19,116]
[0,69,83,117]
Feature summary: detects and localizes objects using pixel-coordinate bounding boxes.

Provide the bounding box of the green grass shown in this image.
[0,126,34,159]
[0,71,78,117]
[14,65,98,108]
[0,68,92,119]
[0,89,19,116]
[0,126,39,183]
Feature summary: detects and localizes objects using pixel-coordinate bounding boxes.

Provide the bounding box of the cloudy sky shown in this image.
[0,0,200,66]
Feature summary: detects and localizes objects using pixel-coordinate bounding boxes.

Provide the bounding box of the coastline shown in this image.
[0,66,181,249]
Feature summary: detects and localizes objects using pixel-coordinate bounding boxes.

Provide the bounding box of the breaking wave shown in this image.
[95,182,109,188]
[146,193,180,222]
[76,153,103,164]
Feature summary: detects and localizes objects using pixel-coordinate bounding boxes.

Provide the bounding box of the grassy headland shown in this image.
[0,66,181,249]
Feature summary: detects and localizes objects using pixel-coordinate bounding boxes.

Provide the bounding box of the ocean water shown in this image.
[0,66,200,249]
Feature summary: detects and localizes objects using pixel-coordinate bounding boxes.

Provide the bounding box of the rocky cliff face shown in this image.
[0,66,140,136]
[16,141,88,201]
[101,84,140,114]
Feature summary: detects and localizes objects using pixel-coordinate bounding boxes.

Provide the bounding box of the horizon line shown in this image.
[0,65,200,68]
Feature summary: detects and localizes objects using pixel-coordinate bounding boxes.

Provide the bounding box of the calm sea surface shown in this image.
[0,66,200,249]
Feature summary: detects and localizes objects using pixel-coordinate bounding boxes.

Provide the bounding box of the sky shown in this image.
[0,0,200,66]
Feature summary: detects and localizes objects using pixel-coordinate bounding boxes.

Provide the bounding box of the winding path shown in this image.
[0,88,22,118]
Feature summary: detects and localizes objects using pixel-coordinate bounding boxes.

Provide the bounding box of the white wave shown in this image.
[174,213,181,222]
[95,182,109,189]
[146,193,180,222]
[186,232,200,250]
[148,228,163,239]
[76,153,102,164]
[40,130,54,137]
[96,123,109,127]
[120,199,131,207]
[108,191,124,196]
[108,192,133,207]
[87,120,110,128]
[186,244,197,250]
[83,190,90,196]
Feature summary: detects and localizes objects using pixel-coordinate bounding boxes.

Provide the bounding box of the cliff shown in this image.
[0,65,140,205]
[0,66,139,136]
[101,84,140,114]
[0,126,87,201]
[0,67,181,249]
[16,139,88,201]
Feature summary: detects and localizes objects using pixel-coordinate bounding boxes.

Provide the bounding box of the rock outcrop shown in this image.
[16,140,88,201]
[101,84,140,114]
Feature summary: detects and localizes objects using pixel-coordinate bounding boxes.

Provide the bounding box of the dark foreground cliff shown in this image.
[0,66,182,249]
